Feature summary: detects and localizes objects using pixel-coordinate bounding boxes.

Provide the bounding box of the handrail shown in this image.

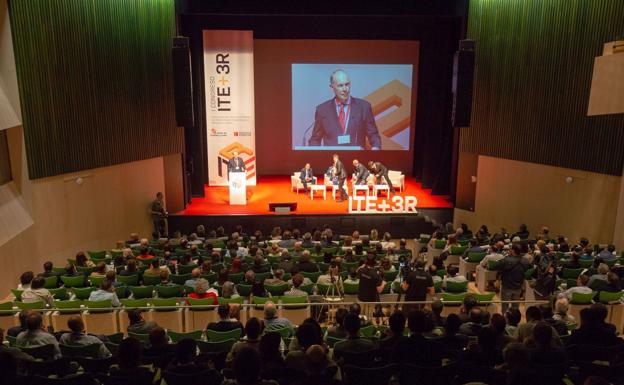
[0,299,553,313]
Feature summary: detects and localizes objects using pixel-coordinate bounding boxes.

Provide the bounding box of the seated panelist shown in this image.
[300,163,317,193]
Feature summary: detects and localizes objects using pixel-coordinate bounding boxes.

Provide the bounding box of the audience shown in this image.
[263,301,294,336]
[229,317,264,361]
[333,312,377,362]
[88,279,120,307]
[59,316,111,358]
[15,311,61,359]
[127,308,159,334]
[20,276,53,306]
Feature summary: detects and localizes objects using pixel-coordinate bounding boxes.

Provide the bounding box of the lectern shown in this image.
[229,172,246,205]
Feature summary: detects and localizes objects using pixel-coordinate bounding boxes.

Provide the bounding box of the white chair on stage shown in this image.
[291,173,305,194]
[388,170,405,192]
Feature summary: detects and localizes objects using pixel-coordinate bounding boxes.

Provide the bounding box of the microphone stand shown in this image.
[302,122,315,146]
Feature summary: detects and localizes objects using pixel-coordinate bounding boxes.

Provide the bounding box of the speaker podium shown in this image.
[229,172,247,205]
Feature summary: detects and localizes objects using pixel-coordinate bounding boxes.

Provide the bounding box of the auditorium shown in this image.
[1,0,624,384]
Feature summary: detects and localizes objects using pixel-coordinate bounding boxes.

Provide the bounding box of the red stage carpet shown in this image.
[177,176,452,216]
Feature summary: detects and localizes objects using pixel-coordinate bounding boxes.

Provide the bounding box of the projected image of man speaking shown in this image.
[308,69,382,149]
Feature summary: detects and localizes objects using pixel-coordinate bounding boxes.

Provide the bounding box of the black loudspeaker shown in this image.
[269,202,297,213]
[172,36,194,127]
[452,39,475,127]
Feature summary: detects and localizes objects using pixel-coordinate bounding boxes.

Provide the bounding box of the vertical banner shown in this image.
[203,30,256,186]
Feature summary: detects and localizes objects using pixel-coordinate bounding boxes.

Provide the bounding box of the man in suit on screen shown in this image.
[300,163,316,193]
[333,154,347,202]
[368,161,395,193]
[308,70,382,149]
[227,150,246,173]
[352,159,370,185]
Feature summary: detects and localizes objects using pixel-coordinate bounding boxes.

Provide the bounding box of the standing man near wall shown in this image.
[150,192,168,237]
[493,244,530,312]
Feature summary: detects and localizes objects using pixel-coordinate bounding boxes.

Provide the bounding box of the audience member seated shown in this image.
[75,252,95,267]
[462,238,484,259]
[459,307,485,337]
[90,261,108,278]
[252,256,271,274]
[164,338,209,375]
[264,269,287,286]
[286,272,312,294]
[380,311,406,355]
[552,297,575,326]
[143,259,167,279]
[263,301,294,336]
[568,305,620,347]
[16,311,61,359]
[207,303,244,332]
[118,258,138,276]
[259,332,289,383]
[7,310,29,338]
[488,313,513,351]
[229,317,265,362]
[286,319,329,373]
[588,263,610,290]
[325,308,348,340]
[38,261,59,279]
[604,271,622,292]
[89,279,120,307]
[188,278,218,304]
[540,304,567,336]
[291,345,341,385]
[498,343,533,385]
[461,326,504,366]
[515,306,561,346]
[504,307,521,337]
[60,316,111,358]
[143,326,175,363]
[528,321,567,366]
[458,294,479,324]
[222,281,240,299]
[17,271,34,290]
[184,268,202,287]
[21,276,53,306]
[108,337,155,383]
[277,253,295,274]
[436,313,469,352]
[127,308,159,334]
[560,274,592,300]
[224,346,280,385]
[333,313,377,363]
[348,303,370,327]
[0,327,33,373]
[297,252,319,273]
[393,310,442,366]
[430,299,445,327]
[159,269,176,286]
[344,270,359,285]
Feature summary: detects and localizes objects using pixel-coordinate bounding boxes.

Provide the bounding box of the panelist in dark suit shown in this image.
[308,70,382,149]
[227,151,246,173]
[333,154,347,202]
[300,163,316,193]
[352,159,370,185]
[368,161,395,193]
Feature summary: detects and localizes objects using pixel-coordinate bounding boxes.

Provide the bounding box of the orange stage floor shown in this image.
[176,176,452,216]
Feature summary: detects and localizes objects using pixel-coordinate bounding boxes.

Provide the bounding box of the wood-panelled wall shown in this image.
[9,0,183,179]
[462,0,624,176]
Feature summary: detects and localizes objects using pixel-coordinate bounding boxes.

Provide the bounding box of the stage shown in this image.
[177,176,452,216]
[168,176,453,238]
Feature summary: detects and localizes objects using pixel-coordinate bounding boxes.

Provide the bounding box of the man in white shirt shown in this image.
[442,265,467,290]
[560,274,593,300]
